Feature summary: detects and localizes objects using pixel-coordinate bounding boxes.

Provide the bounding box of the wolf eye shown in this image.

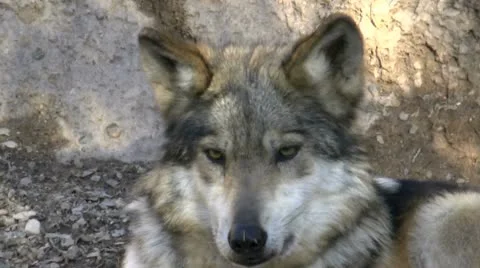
[277,146,300,162]
[204,149,225,165]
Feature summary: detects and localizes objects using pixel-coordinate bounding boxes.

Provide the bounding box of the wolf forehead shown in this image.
[162,65,357,164]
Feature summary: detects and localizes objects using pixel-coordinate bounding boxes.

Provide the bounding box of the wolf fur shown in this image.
[123,13,480,268]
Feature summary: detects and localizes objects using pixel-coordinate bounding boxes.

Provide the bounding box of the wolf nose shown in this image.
[228,224,268,254]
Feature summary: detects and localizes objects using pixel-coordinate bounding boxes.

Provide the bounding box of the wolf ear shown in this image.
[138,28,212,121]
[283,14,364,120]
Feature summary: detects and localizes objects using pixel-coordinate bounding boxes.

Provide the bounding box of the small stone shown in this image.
[60,202,71,211]
[115,171,123,179]
[105,179,119,188]
[426,170,433,179]
[0,209,7,216]
[1,141,18,149]
[13,211,37,221]
[72,217,87,231]
[25,219,41,234]
[90,174,101,182]
[19,177,32,186]
[409,124,419,134]
[105,123,122,138]
[2,216,15,226]
[65,246,81,260]
[95,10,107,20]
[73,158,83,169]
[100,199,116,208]
[111,228,125,238]
[446,173,453,181]
[32,48,46,60]
[71,205,84,215]
[399,112,409,121]
[376,135,385,144]
[81,168,97,178]
[0,128,10,136]
[456,178,467,184]
[27,162,35,169]
[61,235,75,248]
[413,61,423,70]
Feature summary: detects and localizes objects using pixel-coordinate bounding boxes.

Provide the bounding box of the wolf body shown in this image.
[123,14,480,268]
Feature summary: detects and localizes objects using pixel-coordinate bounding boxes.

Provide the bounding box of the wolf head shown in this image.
[138,14,372,267]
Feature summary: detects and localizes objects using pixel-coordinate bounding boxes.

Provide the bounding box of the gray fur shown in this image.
[124,13,480,268]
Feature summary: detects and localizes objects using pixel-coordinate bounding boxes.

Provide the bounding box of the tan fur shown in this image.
[408,192,480,268]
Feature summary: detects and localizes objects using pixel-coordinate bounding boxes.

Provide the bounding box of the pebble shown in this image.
[65,246,81,260]
[81,168,97,178]
[0,209,7,216]
[105,179,119,188]
[100,199,116,208]
[0,128,10,136]
[399,112,409,121]
[376,135,385,145]
[19,177,32,186]
[25,219,41,234]
[90,174,101,182]
[111,228,125,238]
[13,211,37,221]
[105,123,122,138]
[32,48,46,60]
[72,218,87,231]
[73,158,83,169]
[456,178,467,184]
[60,235,75,248]
[409,124,419,134]
[1,141,18,149]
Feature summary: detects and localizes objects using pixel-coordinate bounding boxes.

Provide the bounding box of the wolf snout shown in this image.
[228,224,268,255]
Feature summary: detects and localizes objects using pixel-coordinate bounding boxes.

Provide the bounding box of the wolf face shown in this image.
[137,14,374,267]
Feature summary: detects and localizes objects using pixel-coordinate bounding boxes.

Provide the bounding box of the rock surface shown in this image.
[1,0,479,164]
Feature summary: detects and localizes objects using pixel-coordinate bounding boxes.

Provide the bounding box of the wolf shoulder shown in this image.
[374,177,480,268]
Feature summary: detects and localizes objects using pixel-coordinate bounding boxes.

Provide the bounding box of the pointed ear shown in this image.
[138,28,212,121]
[283,14,365,121]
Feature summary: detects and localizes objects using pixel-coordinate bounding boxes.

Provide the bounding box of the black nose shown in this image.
[228,224,268,254]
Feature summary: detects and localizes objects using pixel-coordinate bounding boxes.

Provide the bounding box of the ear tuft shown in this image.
[284,13,365,121]
[138,28,212,121]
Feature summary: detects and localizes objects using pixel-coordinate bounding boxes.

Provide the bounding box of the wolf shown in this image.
[122,13,480,268]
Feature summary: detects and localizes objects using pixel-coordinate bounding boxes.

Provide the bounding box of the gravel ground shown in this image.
[0,147,153,268]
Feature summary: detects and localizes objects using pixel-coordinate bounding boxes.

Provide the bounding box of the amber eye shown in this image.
[277,146,300,162]
[204,149,225,165]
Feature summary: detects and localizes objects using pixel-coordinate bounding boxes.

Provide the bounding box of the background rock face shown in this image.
[1,0,479,181]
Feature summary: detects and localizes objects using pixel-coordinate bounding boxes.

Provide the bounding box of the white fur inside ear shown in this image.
[176,65,195,90]
[303,51,330,84]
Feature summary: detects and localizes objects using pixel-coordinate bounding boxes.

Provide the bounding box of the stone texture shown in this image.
[0,0,478,162]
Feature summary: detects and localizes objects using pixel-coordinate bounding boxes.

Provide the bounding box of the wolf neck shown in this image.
[314,195,393,268]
